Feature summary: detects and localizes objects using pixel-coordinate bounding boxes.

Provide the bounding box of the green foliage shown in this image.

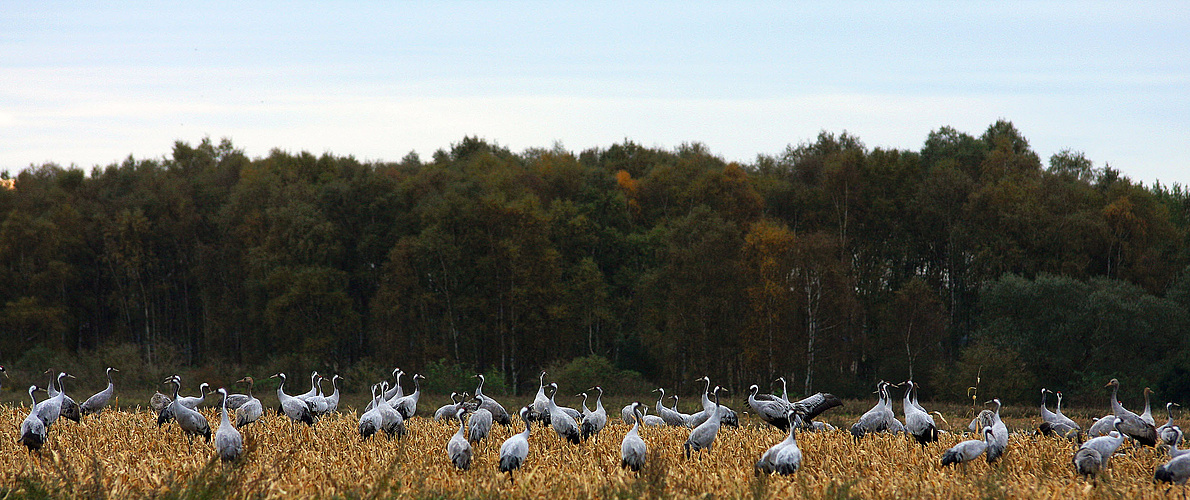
[546,355,650,395]
[0,127,1187,402]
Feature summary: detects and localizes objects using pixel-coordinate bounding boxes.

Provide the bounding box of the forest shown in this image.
[1,120,1188,404]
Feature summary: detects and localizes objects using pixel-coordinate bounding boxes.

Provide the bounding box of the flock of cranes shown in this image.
[6,363,1190,486]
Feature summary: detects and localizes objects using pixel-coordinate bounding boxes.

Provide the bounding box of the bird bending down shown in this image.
[756,410,803,475]
[621,402,648,472]
[499,407,532,482]
[80,367,119,416]
[1074,418,1125,479]
[215,388,243,462]
[941,426,993,467]
[448,407,473,470]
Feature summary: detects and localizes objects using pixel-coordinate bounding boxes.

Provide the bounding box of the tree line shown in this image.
[1,120,1187,403]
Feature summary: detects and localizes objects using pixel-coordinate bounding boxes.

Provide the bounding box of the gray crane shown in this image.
[684,386,724,459]
[641,407,665,427]
[214,388,243,462]
[688,377,738,428]
[392,373,424,418]
[19,386,47,451]
[177,379,211,409]
[43,370,80,423]
[1155,453,1190,485]
[324,375,342,414]
[1073,417,1124,479]
[851,381,899,439]
[1105,378,1157,446]
[902,380,938,446]
[473,374,511,426]
[985,398,1009,463]
[468,405,494,444]
[163,377,211,450]
[1039,389,1080,439]
[1140,387,1155,426]
[376,381,406,440]
[305,375,330,416]
[621,402,647,472]
[756,409,803,475]
[359,384,384,440]
[1158,402,1182,446]
[499,407,532,483]
[531,371,551,426]
[654,388,686,427]
[36,372,73,428]
[271,373,315,429]
[581,386,607,441]
[364,368,402,413]
[670,396,692,425]
[941,426,993,467]
[434,392,464,421]
[296,371,321,401]
[622,403,637,425]
[447,407,472,470]
[546,383,580,444]
[80,367,119,417]
[748,384,793,432]
[234,377,263,428]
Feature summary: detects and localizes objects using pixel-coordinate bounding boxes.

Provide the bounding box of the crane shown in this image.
[214,388,243,462]
[43,370,80,423]
[19,386,47,451]
[684,386,724,459]
[748,384,793,432]
[655,388,686,427]
[234,377,263,428]
[621,402,647,472]
[499,407,532,483]
[1073,418,1125,479]
[163,377,211,450]
[473,374,511,426]
[581,386,607,441]
[545,383,580,444]
[903,380,938,445]
[1105,378,1157,446]
[324,375,342,414]
[434,392,464,422]
[447,407,472,470]
[531,371,551,427]
[359,384,384,440]
[270,373,316,430]
[941,426,993,468]
[392,373,424,418]
[79,367,119,417]
[756,409,803,475]
[1158,402,1182,446]
[985,398,1009,463]
[468,405,494,444]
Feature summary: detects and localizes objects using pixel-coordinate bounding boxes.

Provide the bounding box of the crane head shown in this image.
[414,374,425,381]
[1105,378,1119,388]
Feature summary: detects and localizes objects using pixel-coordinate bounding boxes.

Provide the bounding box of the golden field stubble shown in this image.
[0,403,1184,499]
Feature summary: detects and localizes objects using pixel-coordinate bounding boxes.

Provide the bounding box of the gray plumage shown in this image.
[1088,415,1117,437]
[1157,402,1182,447]
[1074,419,1125,478]
[1106,378,1157,446]
[641,407,665,427]
[272,373,315,427]
[43,371,80,423]
[941,427,992,467]
[499,407,532,480]
[324,375,342,413]
[377,382,406,439]
[36,373,70,428]
[150,390,172,415]
[215,388,243,462]
[655,388,687,427]
[756,410,803,475]
[621,403,637,425]
[165,378,211,446]
[621,403,647,472]
[359,384,384,440]
[985,399,1009,463]
[474,374,511,426]
[469,407,494,444]
[1140,387,1155,426]
[448,407,472,470]
[434,392,464,421]
[903,381,938,445]
[80,367,118,416]
[1155,454,1190,485]
[19,386,47,451]
[852,381,899,438]
[392,374,424,419]
[234,377,263,428]
[546,383,580,444]
[685,386,724,459]
[1039,389,1081,439]
[531,372,552,426]
[581,386,608,440]
[748,384,793,432]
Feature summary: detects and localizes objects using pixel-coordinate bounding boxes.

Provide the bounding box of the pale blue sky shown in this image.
[3,1,1188,184]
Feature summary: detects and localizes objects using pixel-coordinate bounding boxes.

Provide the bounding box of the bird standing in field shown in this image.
[359,384,384,441]
[435,392,464,421]
[473,374,511,426]
[43,370,81,423]
[621,402,647,472]
[468,404,494,445]
[215,388,243,462]
[941,426,993,468]
[499,407,532,483]
[1155,448,1190,485]
[685,386,724,459]
[903,380,938,446]
[376,382,406,440]
[324,374,342,414]
[532,371,552,426]
[581,386,607,440]
[271,373,316,430]
[19,385,47,452]
[37,372,73,429]
[1158,403,1183,446]
[448,407,472,470]
[80,367,118,417]
[234,377,263,428]
[163,377,211,450]
[985,399,1009,463]
[655,388,686,427]
[546,383,580,444]
[1105,378,1157,446]
[393,373,424,418]
[749,384,793,432]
